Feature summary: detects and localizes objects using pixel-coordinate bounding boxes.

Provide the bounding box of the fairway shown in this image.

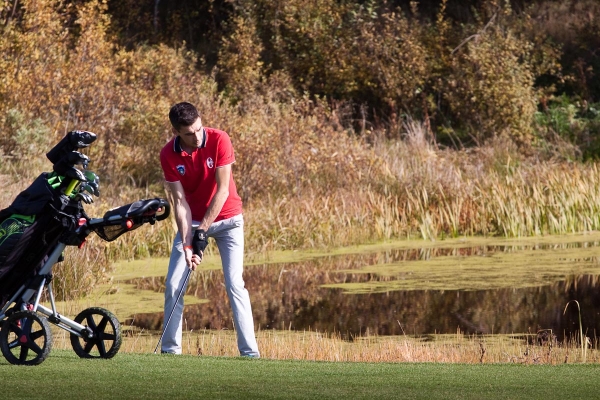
[2,350,600,399]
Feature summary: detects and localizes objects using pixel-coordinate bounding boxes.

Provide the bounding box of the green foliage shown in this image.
[535,96,600,160]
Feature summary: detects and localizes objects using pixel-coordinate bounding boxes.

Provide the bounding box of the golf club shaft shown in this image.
[153,268,192,354]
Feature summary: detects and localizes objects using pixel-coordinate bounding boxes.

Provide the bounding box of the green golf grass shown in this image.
[2,350,600,399]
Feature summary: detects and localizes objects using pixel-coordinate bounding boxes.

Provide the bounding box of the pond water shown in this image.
[129,236,600,342]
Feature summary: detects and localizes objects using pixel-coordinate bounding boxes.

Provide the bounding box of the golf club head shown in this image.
[81,182,100,197]
[75,192,94,204]
[83,171,100,196]
[84,170,99,185]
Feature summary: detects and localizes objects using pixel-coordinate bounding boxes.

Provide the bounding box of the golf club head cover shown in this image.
[52,151,89,179]
[68,130,97,148]
[47,130,97,164]
[67,151,90,168]
[192,229,208,255]
[61,166,87,181]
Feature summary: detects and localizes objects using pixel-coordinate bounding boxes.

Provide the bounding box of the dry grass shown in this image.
[47,325,600,364]
[243,125,600,249]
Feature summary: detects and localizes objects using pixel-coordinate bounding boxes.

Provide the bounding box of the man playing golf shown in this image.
[159,101,260,357]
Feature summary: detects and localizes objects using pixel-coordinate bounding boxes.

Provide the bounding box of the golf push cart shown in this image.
[0,130,170,365]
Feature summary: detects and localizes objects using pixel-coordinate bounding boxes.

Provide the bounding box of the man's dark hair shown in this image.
[169,102,200,131]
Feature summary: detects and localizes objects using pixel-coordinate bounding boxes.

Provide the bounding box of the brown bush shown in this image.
[440,4,539,146]
[216,14,264,101]
[352,7,429,120]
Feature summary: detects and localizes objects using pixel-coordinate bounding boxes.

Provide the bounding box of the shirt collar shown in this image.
[174,128,207,153]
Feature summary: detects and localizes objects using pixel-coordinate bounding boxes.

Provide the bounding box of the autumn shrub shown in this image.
[212,3,391,201]
[350,4,429,125]
[106,44,213,190]
[0,109,54,173]
[249,0,430,129]
[525,0,600,103]
[0,0,390,205]
[441,9,538,146]
[0,0,215,190]
[216,14,264,101]
[24,0,595,154]
[255,0,356,99]
[231,0,563,150]
[101,0,600,110]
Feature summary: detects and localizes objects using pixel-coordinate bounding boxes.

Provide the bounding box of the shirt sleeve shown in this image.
[216,131,236,167]
[160,147,180,182]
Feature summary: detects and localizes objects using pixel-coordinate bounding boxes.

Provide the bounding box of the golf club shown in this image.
[153,267,192,354]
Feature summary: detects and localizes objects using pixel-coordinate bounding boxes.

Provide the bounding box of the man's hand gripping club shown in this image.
[188,229,208,270]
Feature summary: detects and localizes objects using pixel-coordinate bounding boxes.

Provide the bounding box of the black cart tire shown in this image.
[0,310,53,365]
[70,307,121,359]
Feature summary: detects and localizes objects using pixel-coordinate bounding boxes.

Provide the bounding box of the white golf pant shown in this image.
[161,214,259,356]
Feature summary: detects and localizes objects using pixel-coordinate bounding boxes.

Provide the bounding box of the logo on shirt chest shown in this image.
[176,165,185,175]
[206,157,214,168]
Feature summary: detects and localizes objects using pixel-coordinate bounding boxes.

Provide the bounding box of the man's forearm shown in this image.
[198,190,228,231]
[175,199,194,246]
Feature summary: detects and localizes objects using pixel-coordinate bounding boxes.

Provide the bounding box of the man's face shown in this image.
[175,117,203,149]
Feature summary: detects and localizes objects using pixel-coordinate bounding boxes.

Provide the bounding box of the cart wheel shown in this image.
[70,307,122,359]
[0,310,53,365]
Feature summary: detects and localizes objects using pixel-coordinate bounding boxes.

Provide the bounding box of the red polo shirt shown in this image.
[160,127,243,222]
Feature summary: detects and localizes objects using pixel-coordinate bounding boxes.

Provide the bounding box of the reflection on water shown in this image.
[129,242,600,341]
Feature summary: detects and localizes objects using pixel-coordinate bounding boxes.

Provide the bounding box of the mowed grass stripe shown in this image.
[2,350,600,399]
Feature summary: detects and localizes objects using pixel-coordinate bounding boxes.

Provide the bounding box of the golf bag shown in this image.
[0,130,95,308]
[0,172,83,308]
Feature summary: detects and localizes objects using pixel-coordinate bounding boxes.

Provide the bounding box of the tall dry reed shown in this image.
[48,325,600,364]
